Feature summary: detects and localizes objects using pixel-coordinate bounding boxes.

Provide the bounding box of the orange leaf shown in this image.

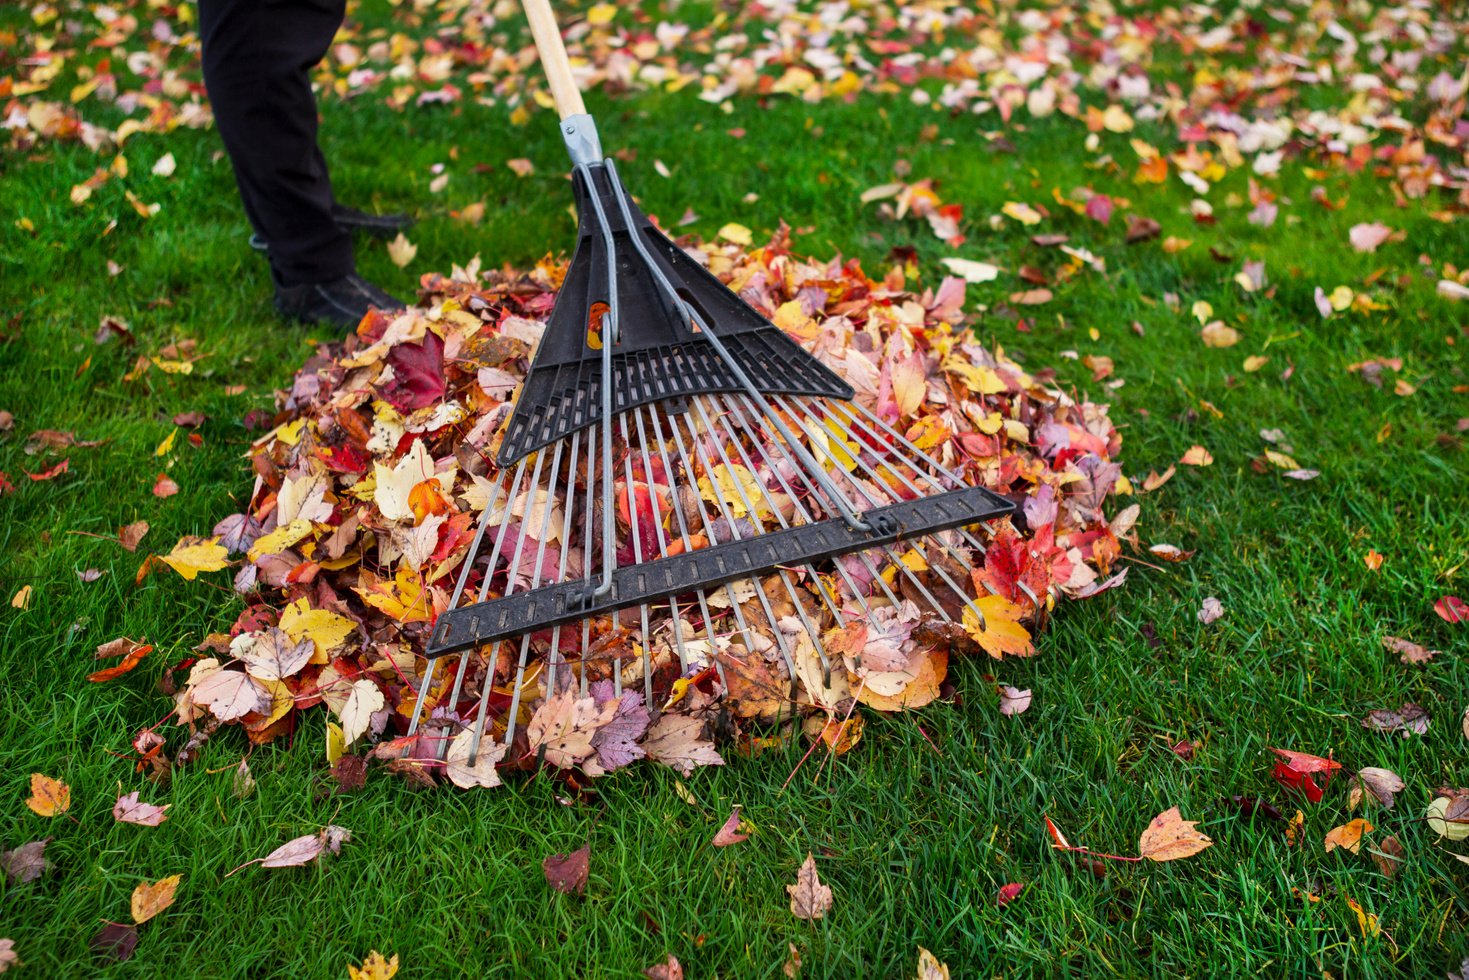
[130,874,182,924]
[1138,806,1213,862]
[1324,818,1373,855]
[25,773,71,817]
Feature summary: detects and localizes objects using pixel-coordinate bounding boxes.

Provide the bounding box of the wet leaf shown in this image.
[787,852,833,920]
[543,844,590,895]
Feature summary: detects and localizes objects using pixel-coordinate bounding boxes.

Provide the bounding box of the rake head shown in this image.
[405,116,1018,769]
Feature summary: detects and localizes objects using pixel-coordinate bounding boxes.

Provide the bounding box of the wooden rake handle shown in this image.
[520,0,586,119]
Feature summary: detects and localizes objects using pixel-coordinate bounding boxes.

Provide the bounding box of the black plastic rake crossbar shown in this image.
[427,484,1014,657]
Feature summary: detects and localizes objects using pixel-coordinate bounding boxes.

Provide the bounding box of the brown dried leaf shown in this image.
[1381,635,1440,665]
[1370,835,1405,878]
[1357,767,1405,809]
[787,852,833,920]
[1,839,51,885]
[641,714,725,776]
[712,806,749,847]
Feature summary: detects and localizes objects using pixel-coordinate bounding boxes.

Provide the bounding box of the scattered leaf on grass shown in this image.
[1,839,51,885]
[88,639,153,683]
[1426,796,1469,841]
[1436,596,1467,624]
[24,773,70,817]
[1197,597,1224,625]
[916,947,951,979]
[386,233,417,267]
[158,537,228,580]
[1357,767,1405,809]
[89,923,138,962]
[130,874,181,924]
[118,521,149,551]
[787,852,833,920]
[643,955,683,980]
[1361,702,1429,737]
[113,792,169,826]
[996,882,1025,906]
[1371,835,1405,877]
[10,586,32,610]
[1269,748,1341,803]
[1382,635,1440,665]
[1138,807,1213,862]
[1324,818,1373,854]
[1180,445,1213,466]
[998,685,1032,716]
[712,806,749,847]
[543,844,590,895]
[348,951,399,980]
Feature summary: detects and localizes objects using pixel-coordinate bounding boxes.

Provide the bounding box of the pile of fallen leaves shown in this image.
[127,227,1131,788]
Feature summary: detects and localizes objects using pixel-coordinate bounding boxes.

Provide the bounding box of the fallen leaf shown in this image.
[152,472,179,497]
[1324,818,1373,854]
[348,951,400,980]
[998,685,1032,716]
[996,882,1024,907]
[712,806,749,847]
[543,844,590,895]
[1436,596,1467,624]
[718,222,753,246]
[641,714,725,776]
[24,773,70,817]
[0,939,15,973]
[257,825,350,869]
[1357,768,1405,809]
[90,923,138,962]
[1363,550,1383,571]
[1270,747,1342,803]
[1180,445,1213,466]
[787,852,833,920]
[113,791,170,827]
[1348,222,1392,253]
[1344,896,1379,938]
[192,669,270,722]
[1382,635,1439,665]
[10,586,32,610]
[386,233,417,268]
[1138,806,1213,862]
[1370,835,1405,877]
[158,537,228,580]
[443,729,505,789]
[643,955,683,980]
[916,947,951,979]
[1361,702,1429,737]
[130,874,181,924]
[939,258,999,283]
[118,521,149,551]
[339,678,385,744]
[1197,597,1224,625]
[1,839,52,885]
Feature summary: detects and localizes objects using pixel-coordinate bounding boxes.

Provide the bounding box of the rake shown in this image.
[403,0,1019,770]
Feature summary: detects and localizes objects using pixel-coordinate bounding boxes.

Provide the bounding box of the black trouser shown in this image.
[198,0,354,286]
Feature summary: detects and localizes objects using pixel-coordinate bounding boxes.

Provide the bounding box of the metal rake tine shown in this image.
[701,393,838,681]
[467,446,549,764]
[644,403,725,684]
[724,392,877,624]
[617,411,656,708]
[580,419,597,696]
[503,437,568,750]
[545,429,582,697]
[782,397,984,624]
[688,396,807,684]
[663,404,766,671]
[633,404,692,673]
[809,399,1002,590]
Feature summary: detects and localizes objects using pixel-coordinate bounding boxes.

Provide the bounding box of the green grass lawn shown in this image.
[2,0,1468,976]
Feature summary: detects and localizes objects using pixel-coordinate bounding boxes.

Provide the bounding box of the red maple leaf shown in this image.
[1268,747,1341,803]
[380,330,446,411]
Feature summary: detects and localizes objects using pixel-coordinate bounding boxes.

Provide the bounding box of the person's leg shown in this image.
[198,0,353,286]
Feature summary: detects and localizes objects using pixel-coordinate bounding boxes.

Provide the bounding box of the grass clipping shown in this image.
[170,229,1130,787]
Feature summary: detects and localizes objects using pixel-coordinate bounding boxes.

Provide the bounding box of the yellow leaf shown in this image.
[961,596,1034,658]
[386,233,417,268]
[25,773,70,817]
[1001,201,1041,226]
[717,222,753,246]
[326,721,347,766]
[1344,896,1379,937]
[247,518,315,561]
[697,463,774,520]
[349,951,400,980]
[942,359,1007,395]
[772,300,817,341]
[1191,301,1213,324]
[11,585,32,610]
[150,357,193,375]
[904,414,951,451]
[279,599,357,663]
[1329,285,1354,311]
[131,874,182,924]
[584,3,616,25]
[154,428,177,457]
[1243,355,1269,372]
[274,418,306,446]
[1100,104,1134,132]
[158,538,229,580]
[891,353,927,418]
[354,565,433,623]
[1200,322,1240,348]
[1161,235,1191,253]
[1263,449,1299,470]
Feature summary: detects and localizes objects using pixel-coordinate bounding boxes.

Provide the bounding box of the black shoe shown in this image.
[249,204,413,252]
[274,273,406,329]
